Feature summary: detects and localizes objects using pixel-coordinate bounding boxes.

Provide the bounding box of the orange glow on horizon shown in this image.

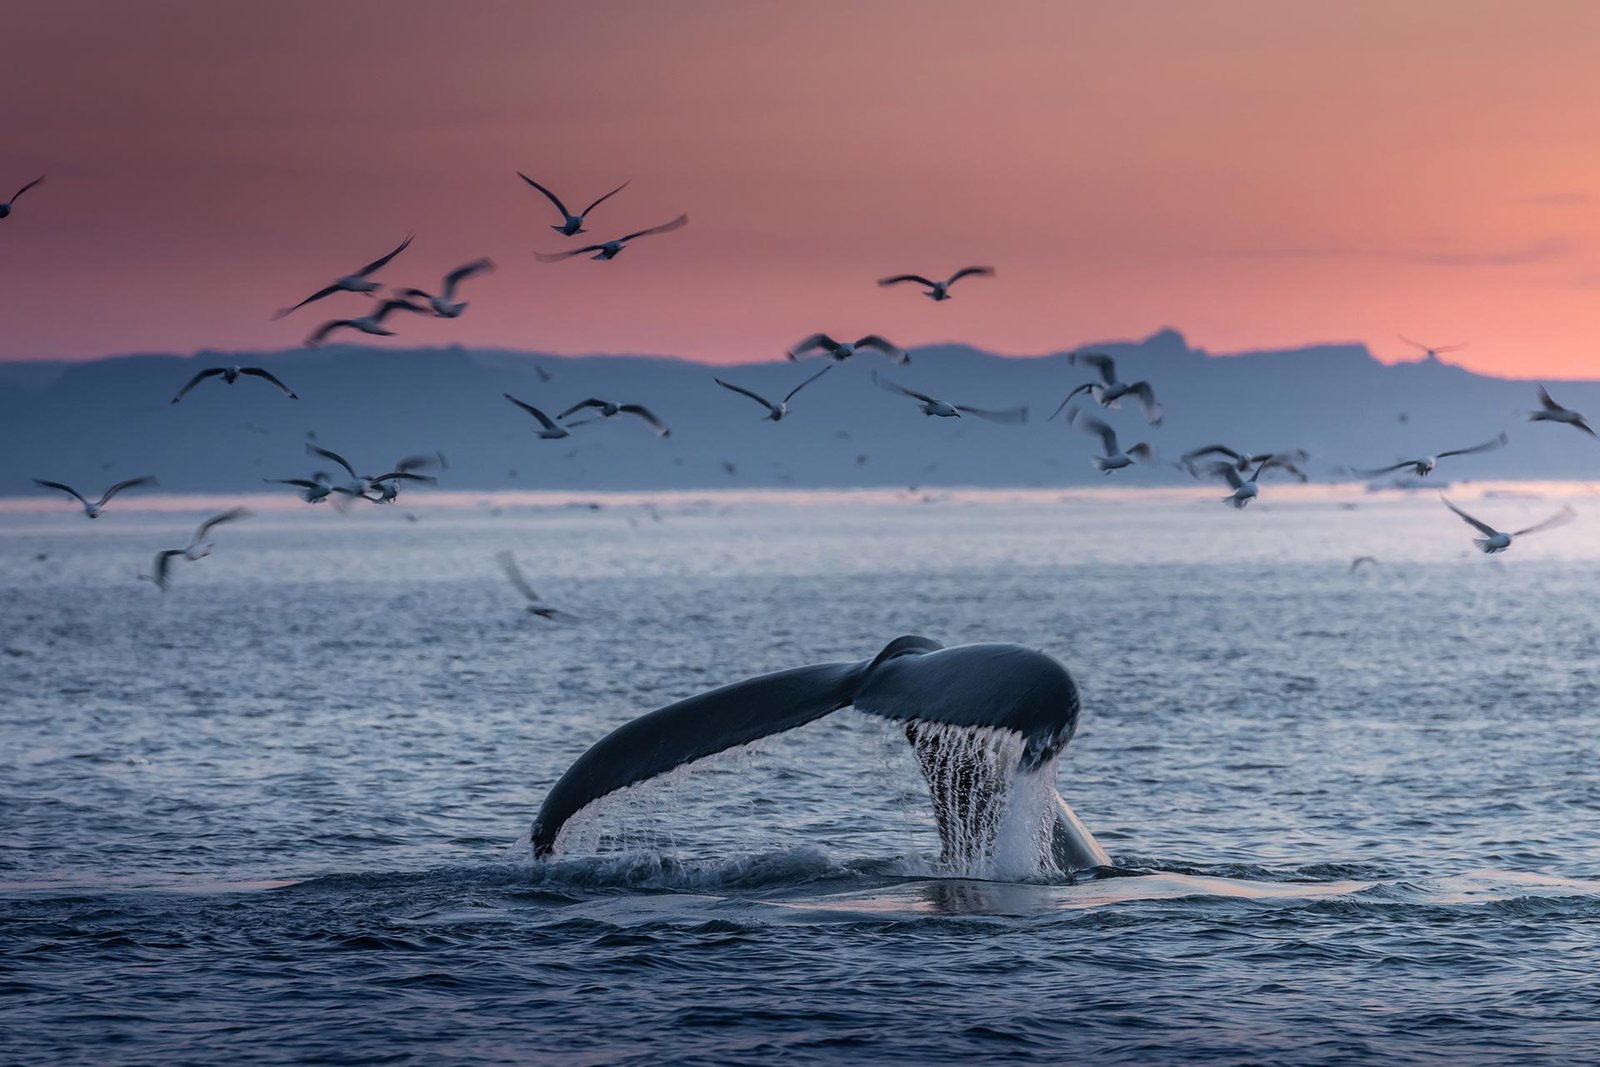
[2,1,1600,377]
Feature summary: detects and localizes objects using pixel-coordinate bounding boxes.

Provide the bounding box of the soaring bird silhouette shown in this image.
[518,173,631,236]
[876,266,994,302]
[273,235,414,318]
[535,215,687,261]
[0,176,44,219]
[787,333,908,365]
[33,476,156,518]
[400,258,496,318]
[171,365,298,404]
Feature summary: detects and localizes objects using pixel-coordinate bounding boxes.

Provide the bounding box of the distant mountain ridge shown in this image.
[3,329,1596,494]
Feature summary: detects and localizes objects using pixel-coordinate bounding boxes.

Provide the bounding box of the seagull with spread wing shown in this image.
[504,394,573,438]
[496,551,561,618]
[787,333,908,365]
[872,371,1027,423]
[147,508,249,592]
[1202,457,1272,509]
[272,235,413,318]
[1442,497,1575,554]
[1529,385,1595,437]
[876,266,994,302]
[534,214,687,261]
[303,297,430,348]
[556,399,671,437]
[1351,433,1508,479]
[517,173,631,236]
[400,258,495,318]
[0,176,44,219]
[713,365,832,422]
[1399,335,1466,360]
[171,365,298,404]
[1050,352,1163,426]
[1068,409,1156,473]
[33,476,156,518]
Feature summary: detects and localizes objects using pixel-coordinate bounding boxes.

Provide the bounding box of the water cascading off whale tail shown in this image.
[529,635,1110,874]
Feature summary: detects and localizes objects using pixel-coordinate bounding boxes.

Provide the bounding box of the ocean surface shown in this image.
[3,488,1599,1065]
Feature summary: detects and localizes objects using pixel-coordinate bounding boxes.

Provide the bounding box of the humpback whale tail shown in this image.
[531,636,1111,876]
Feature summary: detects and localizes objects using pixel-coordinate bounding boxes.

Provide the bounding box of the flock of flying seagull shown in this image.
[10,170,1595,594]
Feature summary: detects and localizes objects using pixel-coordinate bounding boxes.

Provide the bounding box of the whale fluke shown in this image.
[530,636,1110,874]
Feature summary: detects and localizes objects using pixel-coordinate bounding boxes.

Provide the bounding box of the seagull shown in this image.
[1351,433,1508,478]
[872,371,1027,422]
[1442,497,1575,554]
[713,365,832,421]
[303,298,430,348]
[171,365,298,404]
[1203,457,1270,509]
[787,333,908,365]
[1529,386,1595,437]
[496,550,560,618]
[1068,410,1156,473]
[517,173,630,236]
[876,266,994,302]
[400,258,496,318]
[0,176,44,219]
[504,394,572,438]
[1349,556,1379,573]
[556,399,671,437]
[148,508,249,591]
[263,474,335,504]
[534,214,688,261]
[306,444,438,498]
[272,235,414,318]
[1399,335,1466,360]
[1051,353,1163,426]
[33,476,156,518]
[1181,445,1309,476]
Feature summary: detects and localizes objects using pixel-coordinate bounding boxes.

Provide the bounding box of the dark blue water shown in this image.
[3,495,1598,1064]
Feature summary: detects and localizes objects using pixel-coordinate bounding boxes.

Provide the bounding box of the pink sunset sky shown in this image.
[4,0,1600,377]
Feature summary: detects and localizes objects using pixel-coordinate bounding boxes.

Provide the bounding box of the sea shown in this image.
[3,487,1598,1065]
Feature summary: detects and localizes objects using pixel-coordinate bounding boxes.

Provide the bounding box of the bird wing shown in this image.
[517,173,571,218]
[1397,334,1428,353]
[1536,385,1564,412]
[954,405,1028,424]
[1513,506,1576,538]
[391,452,445,473]
[1437,432,1508,460]
[1182,445,1244,465]
[1351,460,1414,478]
[618,405,671,436]
[372,298,429,324]
[355,234,414,277]
[152,549,183,591]
[399,287,434,301]
[1070,410,1119,454]
[33,479,88,507]
[877,274,937,288]
[496,550,540,602]
[195,507,249,542]
[535,246,599,262]
[580,180,631,218]
[855,335,908,364]
[617,214,689,244]
[946,266,995,285]
[266,479,323,489]
[714,378,775,411]
[1047,384,1096,421]
[368,471,437,484]
[10,176,44,202]
[238,368,298,398]
[1206,462,1245,490]
[783,364,833,404]
[303,320,351,348]
[1127,443,1158,463]
[788,333,839,359]
[558,399,608,420]
[1441,497,1500,538]
[440,257,495,298]
[504,393,561,431]
[306,444,360,480]
[98,476,157,505]
[872,371,934,405]
[1070,352,1116,385]
[272,284,344,320]
[1126,381,1163,425]
[170,368,225,403]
